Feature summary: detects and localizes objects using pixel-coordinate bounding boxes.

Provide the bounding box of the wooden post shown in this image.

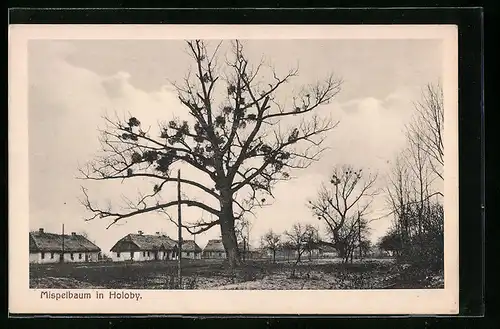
[61,224,65,263]
[177,169,182,289]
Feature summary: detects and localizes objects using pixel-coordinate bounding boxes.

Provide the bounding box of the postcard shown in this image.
[9,24,459,314]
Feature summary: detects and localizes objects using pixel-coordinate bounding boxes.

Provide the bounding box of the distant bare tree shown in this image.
[385,154,413,247]
[235,217,252,260]
[284,223,318,277]
[280,240,295,263]
[261,229,281,263]
[78,39,343,268]
[308,165,377,262]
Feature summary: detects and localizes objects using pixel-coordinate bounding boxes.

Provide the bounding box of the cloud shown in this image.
[101,71,131,98]
[311,88,415,175]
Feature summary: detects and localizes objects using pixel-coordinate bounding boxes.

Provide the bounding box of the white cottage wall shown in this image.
[30,251,100,264]
[111,250,179,262]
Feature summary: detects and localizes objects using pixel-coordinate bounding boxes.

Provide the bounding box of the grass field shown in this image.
[29,258,444,290]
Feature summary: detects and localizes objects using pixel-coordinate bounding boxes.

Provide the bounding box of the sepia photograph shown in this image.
[9,24,459,314]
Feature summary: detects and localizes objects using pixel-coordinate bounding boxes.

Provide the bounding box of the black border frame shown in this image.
[6,6,485,325]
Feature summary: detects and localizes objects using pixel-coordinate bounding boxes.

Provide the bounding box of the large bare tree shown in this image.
[79,40,342,268]
[308,165,377,261]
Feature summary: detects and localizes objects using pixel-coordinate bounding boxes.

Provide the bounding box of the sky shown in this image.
[28,38,443,255]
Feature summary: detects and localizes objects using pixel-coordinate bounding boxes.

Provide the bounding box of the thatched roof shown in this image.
[110,233,202,253]
[203,239,225,252]
[110,233,177,252]
[182,240,202,252]
[29,230,101,253]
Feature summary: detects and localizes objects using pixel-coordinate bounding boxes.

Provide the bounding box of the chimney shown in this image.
[138,230,143,235]
[156,232,160,235]
[71,232,76,237]
[39,228,44,233]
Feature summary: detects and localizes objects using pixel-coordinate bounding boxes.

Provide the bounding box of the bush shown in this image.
[395,230,444,271]
[379,202,444,272]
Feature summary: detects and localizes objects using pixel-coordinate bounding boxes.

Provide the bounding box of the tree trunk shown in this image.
[220,220,241,268]
[272,250,276,263]
[296,248,302,263]
[337,242,347,262]
[218,189,242,268]
[291,250,303,278]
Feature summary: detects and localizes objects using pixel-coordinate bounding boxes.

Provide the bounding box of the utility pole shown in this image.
[61,224,65,263]
[177,169,182,289]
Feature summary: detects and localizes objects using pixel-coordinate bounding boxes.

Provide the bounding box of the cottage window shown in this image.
[187,252,190,256]
[79,253,82,259]
[117,252,121,258]
[131,252,134,259]
[41,252,45,259]
[147,251,150,257]
[143,251,146,257]
[70,253,74,260]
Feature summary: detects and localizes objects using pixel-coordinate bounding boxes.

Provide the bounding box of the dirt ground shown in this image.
[29,258,444,290]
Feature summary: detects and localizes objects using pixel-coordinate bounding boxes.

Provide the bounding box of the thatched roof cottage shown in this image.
[110,231,202,261]
[202,239,226,259]
[181,239,203,259]
[29,228,101,264]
